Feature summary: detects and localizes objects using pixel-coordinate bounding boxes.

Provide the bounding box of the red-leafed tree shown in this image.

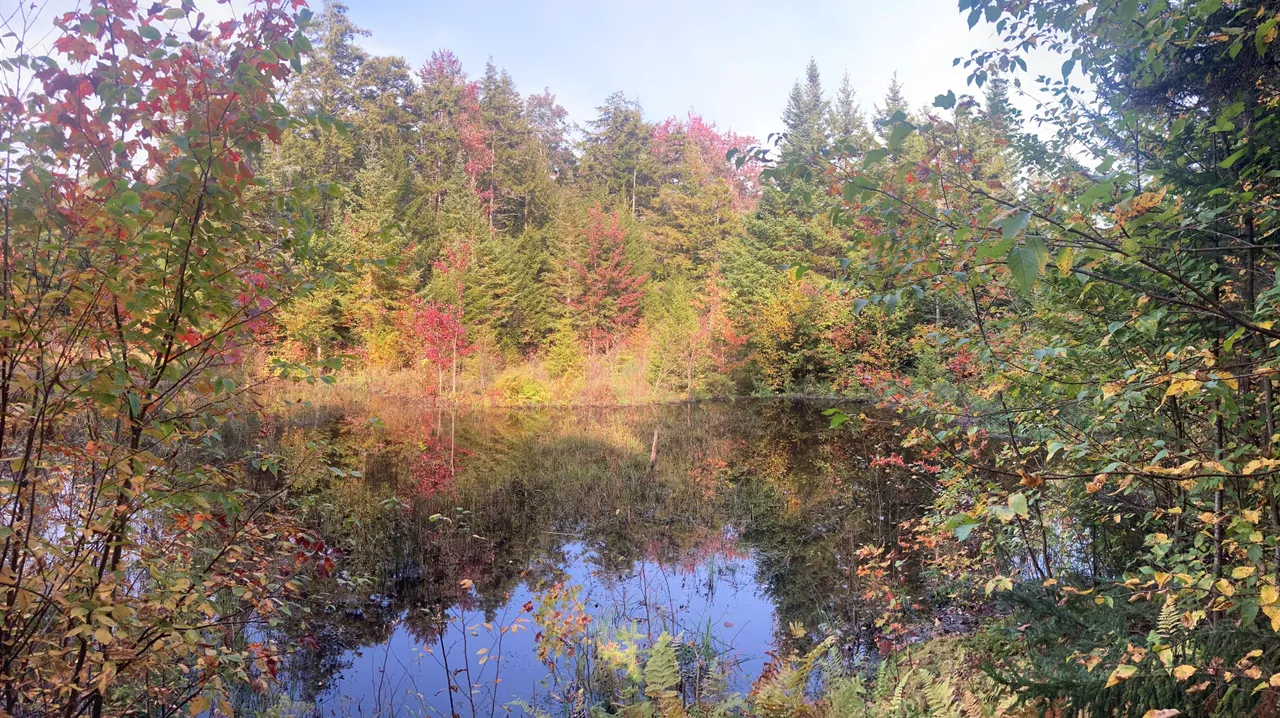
[651,112,762,211]
[401,298,471,397]
[567,208,647,353]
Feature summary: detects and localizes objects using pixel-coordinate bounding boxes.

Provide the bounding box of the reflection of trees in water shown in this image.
[253,399,929,708]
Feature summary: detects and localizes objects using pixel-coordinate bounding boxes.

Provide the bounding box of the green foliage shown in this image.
[490,371,552,406]
[643,632,681,703]
[545,319,585,379]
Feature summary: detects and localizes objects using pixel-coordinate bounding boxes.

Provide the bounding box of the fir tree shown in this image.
[873,72,909,139]
[984,73,1018,135]
[779,58,829,165]
[829,72,871,153]
[579,92,657,217]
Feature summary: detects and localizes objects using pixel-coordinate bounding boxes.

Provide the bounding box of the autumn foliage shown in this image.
[566,207,647,353]
[0,0,323,713]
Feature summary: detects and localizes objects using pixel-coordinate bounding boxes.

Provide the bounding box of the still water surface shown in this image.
[246,399,924,716]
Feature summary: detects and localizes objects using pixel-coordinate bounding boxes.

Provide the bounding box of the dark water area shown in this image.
[240,399,929,717]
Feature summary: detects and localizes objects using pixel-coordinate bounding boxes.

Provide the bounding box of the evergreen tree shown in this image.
[829,72,871,153]
[526,89,575,183]
[479,60,543,234]
[267,0,368,230]
[648,116,749,278]
[872,72,909,139]
[984,73,1017,134]
[579,92,657,217]
[779,58,828,165]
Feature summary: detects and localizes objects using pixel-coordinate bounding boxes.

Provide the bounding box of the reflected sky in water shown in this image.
[247,399,923,717]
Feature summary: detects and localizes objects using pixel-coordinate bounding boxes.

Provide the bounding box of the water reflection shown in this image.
[242,399,927,716]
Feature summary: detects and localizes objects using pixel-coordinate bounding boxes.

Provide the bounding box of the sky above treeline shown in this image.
[349,0,1004,143]
[12,0,1012,143]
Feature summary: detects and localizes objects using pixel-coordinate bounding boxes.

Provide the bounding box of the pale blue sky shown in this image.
[10,0,1022,142]
[346,0,1007,142]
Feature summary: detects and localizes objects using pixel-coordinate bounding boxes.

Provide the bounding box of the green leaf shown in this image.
[1009,493,1030,519]
[862,148,888,169]
[1119,0,1139,23]
[127,392,141,418]
[1001,211,1031,239]
[1256,17,1277,57]
[1026,234,1049,269]
[1220,148,1247,168]
[162,7,185,19]
[1062,58,1075,79]
[1007,246,1039,293]
[888,122,915,148]
[954,523,980,541]
[644,632,680,700]
[933,90,957,109]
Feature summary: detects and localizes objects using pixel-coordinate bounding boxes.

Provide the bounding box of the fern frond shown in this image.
[644,632,681,702]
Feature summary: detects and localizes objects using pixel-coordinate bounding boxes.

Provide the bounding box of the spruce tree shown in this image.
[829,71,871,153]
[779,58,828,165]
[579,93,657,217]
[873,72,909,139]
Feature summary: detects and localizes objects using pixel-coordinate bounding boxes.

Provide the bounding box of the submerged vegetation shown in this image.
[6,0,1280,714]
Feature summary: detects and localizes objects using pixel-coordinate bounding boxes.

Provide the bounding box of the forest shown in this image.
[260,3,938,404]
[4,0,1280,715]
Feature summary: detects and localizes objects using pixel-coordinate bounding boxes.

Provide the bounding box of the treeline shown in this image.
[266,3,1015,401]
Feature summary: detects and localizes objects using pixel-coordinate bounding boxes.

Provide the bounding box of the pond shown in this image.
[236,398,932,717]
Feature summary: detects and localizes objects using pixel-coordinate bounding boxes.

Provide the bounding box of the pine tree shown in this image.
[779,58,828,165]
[873,72,909,139]
[479,60,543,234]
[526,89,575,183]
[579,92,656,217]
[830,72,871,153]
[984,73,1018,135]
[267,0,368,230]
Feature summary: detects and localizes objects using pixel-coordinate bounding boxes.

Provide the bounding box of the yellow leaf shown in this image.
[188,696,210,716]
[1107,664,1138,688]
[1232,566,1256,579]
[1262,585,1279,606]
[1142,711,1181,718]
[1216,578,1235,596]
[94,628,113,645]
[1271,673,1280,688]
[1173,665,1197,681]
[1262,605,1280,631]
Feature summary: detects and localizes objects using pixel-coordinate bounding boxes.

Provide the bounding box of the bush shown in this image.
[490,372,551,406]
[545,320,584,379]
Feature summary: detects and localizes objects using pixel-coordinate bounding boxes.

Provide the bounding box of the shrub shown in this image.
[490,372,552,406]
